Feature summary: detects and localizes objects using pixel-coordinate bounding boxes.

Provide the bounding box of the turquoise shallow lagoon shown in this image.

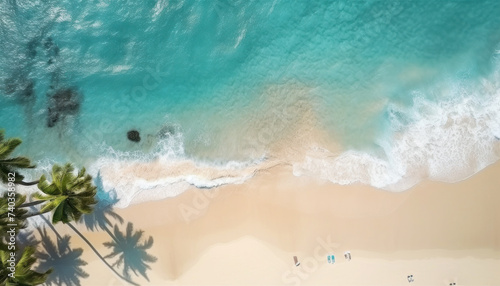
[1,1,500,202]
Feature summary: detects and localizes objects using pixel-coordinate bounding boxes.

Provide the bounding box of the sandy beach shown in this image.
[3,2,500,286]
[52,160,500,286]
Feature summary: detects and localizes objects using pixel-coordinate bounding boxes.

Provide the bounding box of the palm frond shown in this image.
[0,131,35,185]
[0,138,22,160]
[0,165,10,183]
[39,196,66,215]
[37,175,61,196]
[60,166,76,193]
[35,163,98,225]
[32,192,56,202]
[50,164,63,191]
[51,203,66,224]
[1,246,52,285]
[0,156,34,168]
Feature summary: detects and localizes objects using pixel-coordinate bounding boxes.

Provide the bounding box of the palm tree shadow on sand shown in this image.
[79,171,124,251]
[16,229,38,249]
[80,172,157,283]
[80,172,124,233]
[104,222,158,282]
[35,227,89,286]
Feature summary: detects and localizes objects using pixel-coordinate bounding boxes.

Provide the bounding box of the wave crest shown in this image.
[294,76,500,190]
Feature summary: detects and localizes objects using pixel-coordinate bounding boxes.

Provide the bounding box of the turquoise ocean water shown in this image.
[1,1,500,203]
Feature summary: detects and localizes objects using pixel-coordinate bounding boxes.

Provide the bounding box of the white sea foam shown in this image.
[93,72,500,206]
[293,73,500,191]
[92,158,261,208]
[88,129,267,208]
[26,72,500,208]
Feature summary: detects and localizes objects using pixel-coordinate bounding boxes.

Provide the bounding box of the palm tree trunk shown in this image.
[20,200,45,208]
[67,222,139,286]
[16,180,39,186]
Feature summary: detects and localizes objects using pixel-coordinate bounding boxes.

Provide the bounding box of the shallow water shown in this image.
[1,0,500,201]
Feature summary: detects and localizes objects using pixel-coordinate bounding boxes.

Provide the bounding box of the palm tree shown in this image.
[28,163,138,286]
[0,246,52,285]
[29,163,97,223]
[104,222,157,282]
[0,130,38,186]
[0,193,29,251]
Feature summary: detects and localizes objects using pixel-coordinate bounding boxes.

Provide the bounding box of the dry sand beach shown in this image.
[52,160,500,286]
[3,1,500,286]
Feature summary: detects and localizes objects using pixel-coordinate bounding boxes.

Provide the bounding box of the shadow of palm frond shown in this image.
[16,229,40,253]
[36,228,89,286]
[16,229,38,250]
[104,222,157,282]
[80,172,123,232]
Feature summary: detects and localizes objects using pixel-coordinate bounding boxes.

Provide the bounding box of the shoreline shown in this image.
[50,159,500,285]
